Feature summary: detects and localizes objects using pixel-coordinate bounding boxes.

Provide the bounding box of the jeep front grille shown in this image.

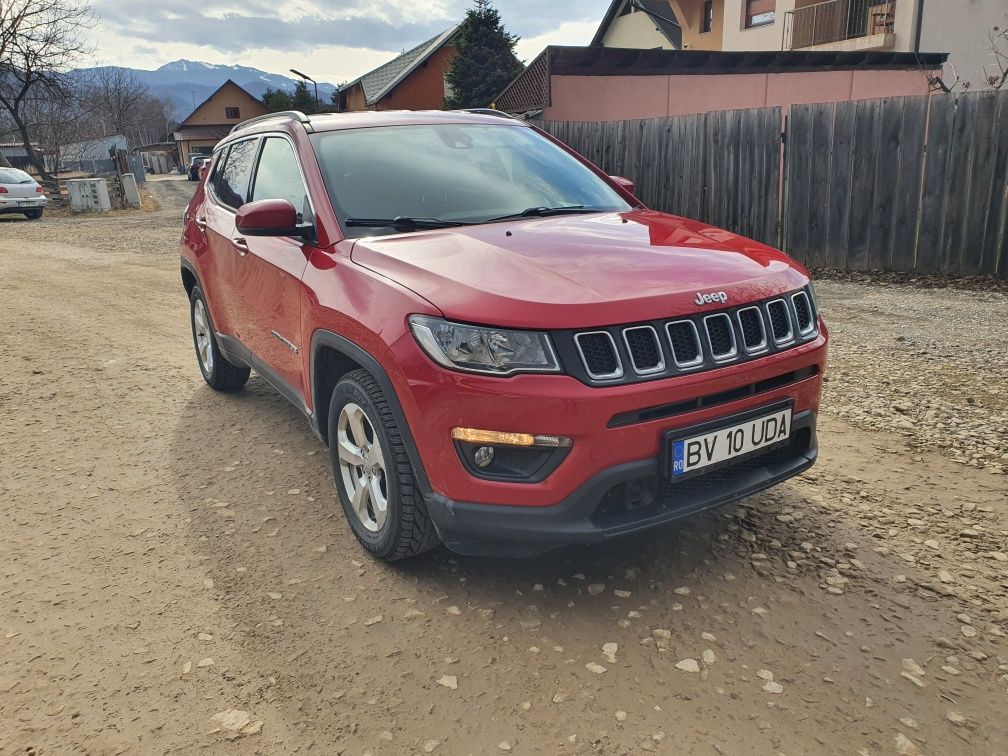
[792,291,814,334]
[767,299,793,344]
[666,320,703,368]
[737,306,767,353]
[704,313,737,361]
[560,287,818,386]
[623,326,664,374]
[574,331,622,380]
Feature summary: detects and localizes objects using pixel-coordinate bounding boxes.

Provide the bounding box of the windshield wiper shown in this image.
[345,216,471,231]
[485,206,597,222]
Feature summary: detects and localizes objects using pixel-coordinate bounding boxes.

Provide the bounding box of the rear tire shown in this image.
[24,210,42,220]
[189,286,250,392]
[328,369,440,561]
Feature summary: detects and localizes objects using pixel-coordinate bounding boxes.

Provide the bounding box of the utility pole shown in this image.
[290,69,320,113]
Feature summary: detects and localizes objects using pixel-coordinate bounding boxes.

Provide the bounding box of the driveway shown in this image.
[1,176,1005,754]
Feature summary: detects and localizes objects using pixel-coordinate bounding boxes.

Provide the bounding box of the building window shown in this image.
[701,0,713,33]
[225,107,241,120]
[745,0,776,28]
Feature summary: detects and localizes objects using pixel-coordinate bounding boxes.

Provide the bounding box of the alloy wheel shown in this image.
[336,402,388,532]
[192,298,214,374]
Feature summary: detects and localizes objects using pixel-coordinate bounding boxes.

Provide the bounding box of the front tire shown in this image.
[328,369,440,561]
[189,286,250,392]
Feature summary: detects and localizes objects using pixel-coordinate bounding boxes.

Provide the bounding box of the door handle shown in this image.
[232,238,250,257]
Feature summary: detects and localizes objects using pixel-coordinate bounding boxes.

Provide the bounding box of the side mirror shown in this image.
[235,198,314,239]
[609,175,636,196]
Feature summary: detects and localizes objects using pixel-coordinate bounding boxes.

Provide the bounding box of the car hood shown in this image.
[350,210,809,329]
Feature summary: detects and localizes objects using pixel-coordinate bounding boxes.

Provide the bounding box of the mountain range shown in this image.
[76,60,340,119]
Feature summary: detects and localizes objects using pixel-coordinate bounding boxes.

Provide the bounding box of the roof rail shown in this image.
[230,111,313,135]
[457,108,516,120]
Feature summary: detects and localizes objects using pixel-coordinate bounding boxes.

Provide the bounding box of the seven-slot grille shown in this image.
[666,321,703,367]
[792,291,814,333]
[766,299,793,343]
[737,306,767,353]
[561,287,818,385]
[574,331,623,379]
[704,313,737,361]
[623,326,664,374]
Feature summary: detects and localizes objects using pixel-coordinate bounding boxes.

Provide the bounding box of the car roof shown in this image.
[308,110,526,133]
[216,109,526,151]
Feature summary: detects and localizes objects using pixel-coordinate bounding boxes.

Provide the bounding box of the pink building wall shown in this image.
[546,69,936,121]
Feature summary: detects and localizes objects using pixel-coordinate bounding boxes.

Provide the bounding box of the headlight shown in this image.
[409,315,561,375]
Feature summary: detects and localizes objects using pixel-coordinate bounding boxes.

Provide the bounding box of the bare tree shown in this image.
[983,25,1007,91]
[22,83,93,171]
[0,0,93,179]
[89,66,149,136]
[925,23,1008,94]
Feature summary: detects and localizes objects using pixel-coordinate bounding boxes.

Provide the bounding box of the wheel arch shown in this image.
[180,257,200,298]
[310,330,433,496]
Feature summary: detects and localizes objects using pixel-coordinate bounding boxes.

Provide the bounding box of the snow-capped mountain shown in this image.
[75,60,339,119]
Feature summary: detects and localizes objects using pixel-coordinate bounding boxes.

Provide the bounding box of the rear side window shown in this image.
[214,139,257,210]
[209,146,229,190]
[251,137,311,221]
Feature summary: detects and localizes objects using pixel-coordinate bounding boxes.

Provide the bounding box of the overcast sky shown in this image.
[90,1,613,83]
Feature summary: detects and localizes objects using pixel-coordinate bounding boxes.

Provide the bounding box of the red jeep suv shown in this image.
[180,110,827,561]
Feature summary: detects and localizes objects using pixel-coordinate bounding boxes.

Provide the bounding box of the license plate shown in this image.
[17,200,36,207]
[669,407,792,477]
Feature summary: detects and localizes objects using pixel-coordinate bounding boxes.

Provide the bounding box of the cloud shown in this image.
[92,1,609,54]
[88,0,611,83]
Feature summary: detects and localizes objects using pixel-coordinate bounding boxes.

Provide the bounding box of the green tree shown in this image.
[443,0,524,110]
[262,87,293,112]
[291,80,316,113]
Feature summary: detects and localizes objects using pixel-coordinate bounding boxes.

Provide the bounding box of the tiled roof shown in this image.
[345,25,461,105]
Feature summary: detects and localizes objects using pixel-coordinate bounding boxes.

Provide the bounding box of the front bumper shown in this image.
[384,320,827,556]
[389,327,826,504]
[425,409,817,556]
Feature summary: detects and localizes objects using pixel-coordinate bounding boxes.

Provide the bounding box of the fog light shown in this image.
[474,446,495,468]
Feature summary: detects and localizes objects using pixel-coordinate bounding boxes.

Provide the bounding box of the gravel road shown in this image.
[1,177,1006,755]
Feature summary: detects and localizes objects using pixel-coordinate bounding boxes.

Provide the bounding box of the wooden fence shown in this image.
[545,107,781,249]
[542,90,1008,279]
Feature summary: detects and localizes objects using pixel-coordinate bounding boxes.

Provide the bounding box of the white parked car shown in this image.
[0,167,48,220]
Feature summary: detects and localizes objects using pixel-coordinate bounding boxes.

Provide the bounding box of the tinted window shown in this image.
[209,146,229,190]
[310,124,630,237]
[214,139,257,209]
[251,137,311,221]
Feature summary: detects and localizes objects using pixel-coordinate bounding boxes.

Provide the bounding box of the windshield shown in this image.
[0,167,33,184]
[310,123,632,237]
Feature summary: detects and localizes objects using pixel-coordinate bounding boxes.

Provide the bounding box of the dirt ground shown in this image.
[1,176,1006,755]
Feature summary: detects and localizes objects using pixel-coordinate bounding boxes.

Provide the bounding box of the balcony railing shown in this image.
[783,0,895,50]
